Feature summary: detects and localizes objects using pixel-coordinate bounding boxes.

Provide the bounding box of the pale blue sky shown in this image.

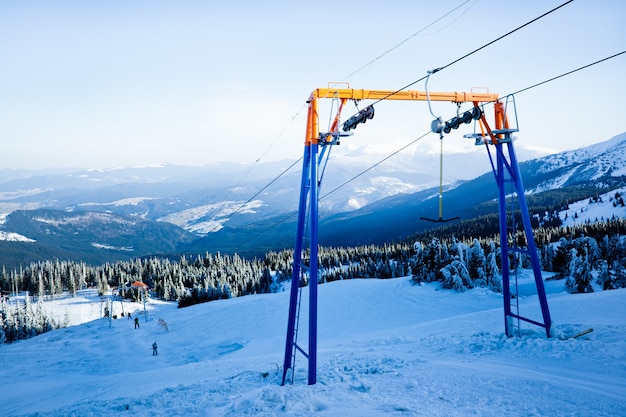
[1,0,624,169]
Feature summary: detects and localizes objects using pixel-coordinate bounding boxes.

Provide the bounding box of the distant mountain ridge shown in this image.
[323,133,626,245]
[197,132,626,253]
[531,132,626,190]
[0,208,196,268]
[0,144,509,241]
[0,133,624,266]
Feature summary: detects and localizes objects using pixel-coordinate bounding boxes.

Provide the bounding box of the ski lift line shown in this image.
[441,49,626,125]
[180,157,303,256]
[337,0,475,83]
[226,156,303,218]
[189,1,504,254]
[185,2,480,255]
[315,1,481,110]
[337,0,574,121]
[233,210,299,252]
[319,131,431,201]
[291,0,479,142]
[457,49,626,113]
[197,2,584,255]
[231,131,433,251]
[433,0,574,75]
[198,100,308,250]
[202,48,626,257]
[508,49,626,97]
[231,0,478,168]
[417,0,479,37]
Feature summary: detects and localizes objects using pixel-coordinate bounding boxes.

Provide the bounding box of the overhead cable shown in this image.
[509,50,626,96]
[347,0,575,110]
[228,0,476,185]
[320,132,431,200]
[337,0,475,83]
[180,156,303,255]
[232,131,433,251]
[431,0,574,75]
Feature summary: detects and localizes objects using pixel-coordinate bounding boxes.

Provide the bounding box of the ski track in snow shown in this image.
[0,275,625,417]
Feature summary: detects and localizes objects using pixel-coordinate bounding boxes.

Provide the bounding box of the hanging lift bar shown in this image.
[419,134,461,223]
[282,86,551,386]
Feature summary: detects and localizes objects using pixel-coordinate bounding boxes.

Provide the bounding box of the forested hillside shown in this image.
[2,215,626,344]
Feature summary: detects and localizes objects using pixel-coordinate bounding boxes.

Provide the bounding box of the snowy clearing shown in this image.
[0,272,624,417]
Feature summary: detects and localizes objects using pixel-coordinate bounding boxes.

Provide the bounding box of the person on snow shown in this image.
[152,341,158,356]
[134,317,140,329]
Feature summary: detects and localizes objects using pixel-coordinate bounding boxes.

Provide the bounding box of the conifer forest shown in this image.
[1,217,625,344]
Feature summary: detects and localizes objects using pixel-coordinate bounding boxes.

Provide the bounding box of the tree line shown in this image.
[1,217,625,344]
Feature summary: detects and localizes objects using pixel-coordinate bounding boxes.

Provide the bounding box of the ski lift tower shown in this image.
[282,86,552,386]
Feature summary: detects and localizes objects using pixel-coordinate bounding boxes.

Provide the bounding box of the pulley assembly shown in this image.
[431,106,482,135]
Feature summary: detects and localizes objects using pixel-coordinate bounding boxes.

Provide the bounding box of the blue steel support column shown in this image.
[506,141,552,337]
[308,142,319,385]
[495,143,513,337]
[281,145,311,385]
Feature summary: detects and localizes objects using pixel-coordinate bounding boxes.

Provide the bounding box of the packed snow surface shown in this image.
[0,273,624,416]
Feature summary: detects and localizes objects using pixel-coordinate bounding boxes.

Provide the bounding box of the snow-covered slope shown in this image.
[158,199,265,234]
[0,274,624,416]
[533,132,626,188]
[540,132,626,174]
[0,230,34,242]
[558,185,626,227]
[0,209,197,267]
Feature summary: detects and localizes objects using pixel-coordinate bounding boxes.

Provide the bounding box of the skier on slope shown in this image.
[134,317,140,329]
[152,341,158,356]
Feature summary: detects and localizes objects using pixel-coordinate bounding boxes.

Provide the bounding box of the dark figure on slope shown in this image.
[152,341,158,356]
[134,317,140,329]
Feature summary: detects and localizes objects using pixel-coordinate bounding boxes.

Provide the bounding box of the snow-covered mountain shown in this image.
[0,133,625,264]
[0,273,624,416]
[529,132,626,193]
[0,145,504,265]
[0,209,196,268]
[211,132,626,252]
[0,143,544,236]
[539,132,626,176]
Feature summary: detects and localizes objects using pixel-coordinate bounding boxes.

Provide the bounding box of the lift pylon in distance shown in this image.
[281,86,551,386]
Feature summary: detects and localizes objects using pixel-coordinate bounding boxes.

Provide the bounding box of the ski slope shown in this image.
[0,273,624,416]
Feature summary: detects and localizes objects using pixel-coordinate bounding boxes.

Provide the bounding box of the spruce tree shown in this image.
[566,248,594,293]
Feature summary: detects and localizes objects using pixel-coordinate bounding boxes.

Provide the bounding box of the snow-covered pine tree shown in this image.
[596,260,613,290]
[485,240,501,292]
[467,239,487,285]
[441,259,472,292]
[566,248,594,293]
[610,260,626,289]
